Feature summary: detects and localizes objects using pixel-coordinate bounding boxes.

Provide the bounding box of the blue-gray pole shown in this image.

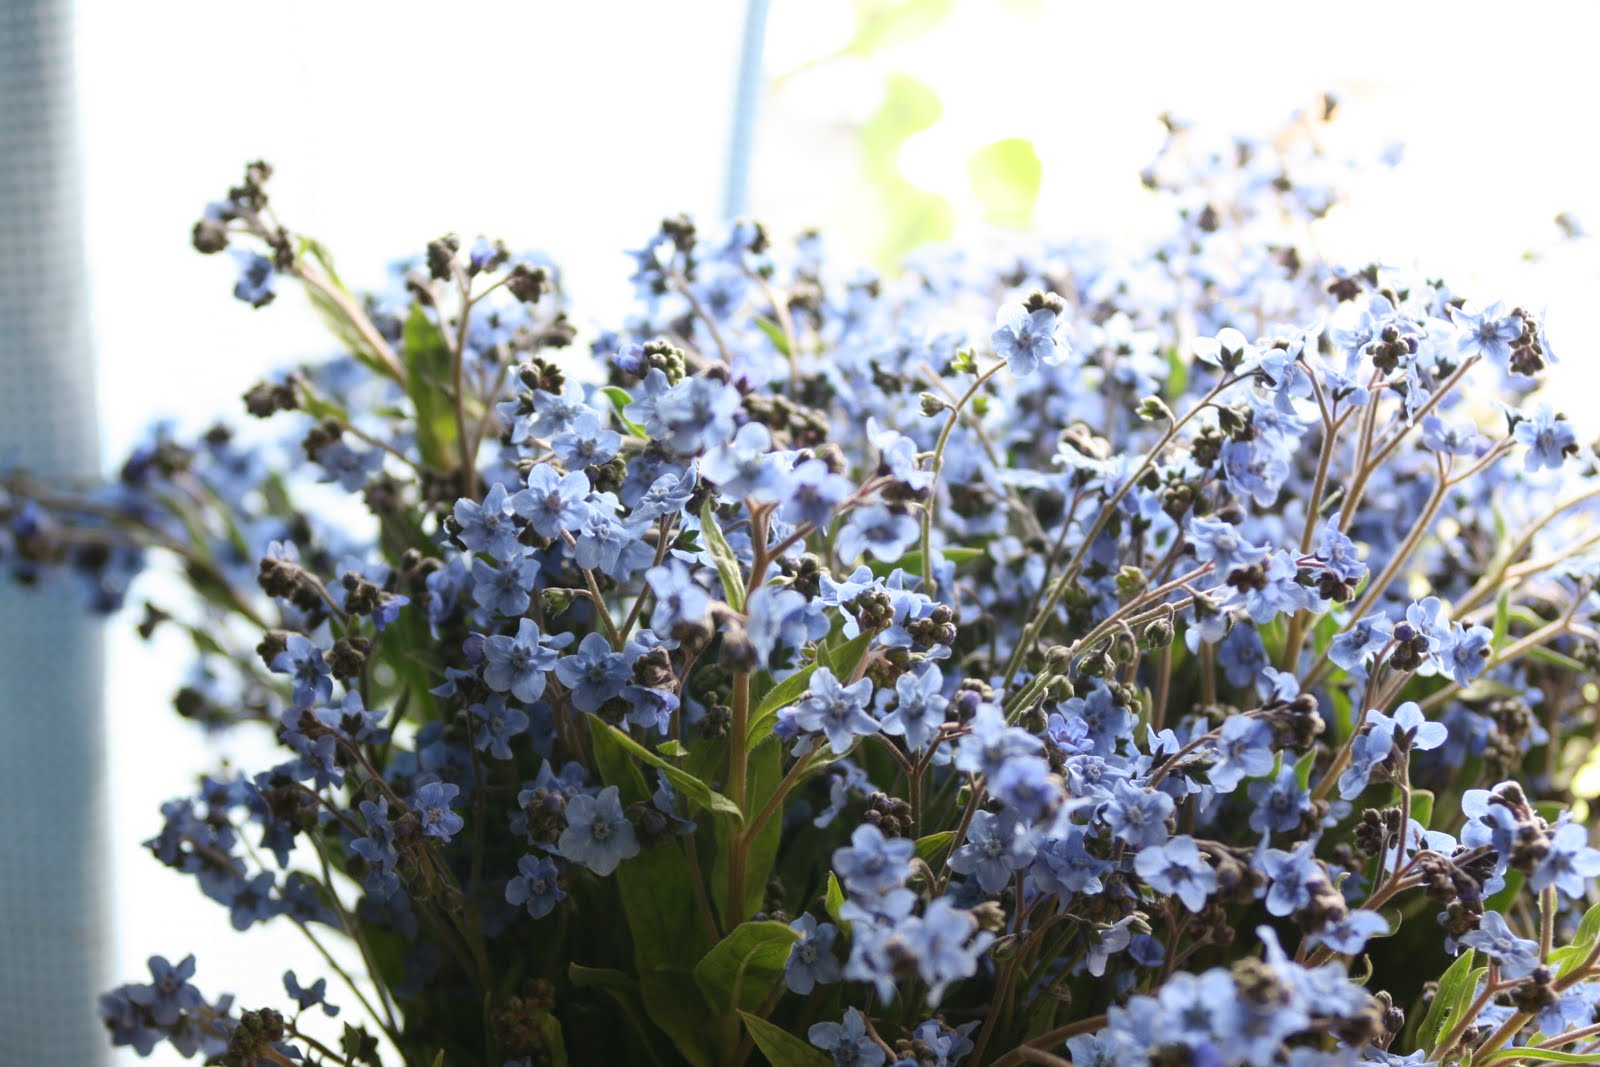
[723,0,771,219]
[0,0,107,1063]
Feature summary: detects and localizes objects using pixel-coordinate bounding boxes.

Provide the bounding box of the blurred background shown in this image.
[2,0,1599,1061]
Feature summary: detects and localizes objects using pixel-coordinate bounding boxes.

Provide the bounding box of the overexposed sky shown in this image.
[75,1,1600,1062]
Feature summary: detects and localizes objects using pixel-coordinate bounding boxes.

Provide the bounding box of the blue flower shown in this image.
[1031,826,1109,897]
[1420,414,1488,457]
[1369,701,1448,753]
[414,781,464,842]
[878,665,948,752]
[809,1007,887,1067]
[505,854,565,918]
[1192,327,1261,373]
[550,410,622,469]
[231,250,276,307]
[1310,909,1389,955]
[784,914,843,994]
[1443,623,1493,685]
[1530,821,1600,899]
[1329,612,1391,671]
[1337,726,1394,799]
[1460,910,1541,980]
[1256,840,1324,917]
[1216,624,1269,689]
[127,955,204,1026]
[832,823,914,896]
[1133,834,1215,912]
[836,504,920,563]
[270,634,332,709]
[1208,715,1275,792]
[1188,516,1269,576]
[481,618,564,703]
[991,301,1062,376]
[1247,768,1310,835]
[574,509,653,580]
[948,810,1036,893]
[954,704,1043,779]
[1103,777,1175,849]
[452,482,523,561]
[781,458,853,530]
[558,785,639,876]
[1513,406,1577,471]
[745,584,830,666]
[700,421,789,503]
[471,693,530,760]
[470,556,539,617]
[554,632,631,714]
[1451,301,1523,366]
[511,465,592,538]
[791,667,878,753]
[284,970,339,1016]
[899,898,995,1005]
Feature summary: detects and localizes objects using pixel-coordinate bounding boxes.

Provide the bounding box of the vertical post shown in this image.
[723,0,771,220]
[0,0,107,1063]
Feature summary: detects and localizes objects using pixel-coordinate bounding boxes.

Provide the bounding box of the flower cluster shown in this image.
[10,105,1600,1067]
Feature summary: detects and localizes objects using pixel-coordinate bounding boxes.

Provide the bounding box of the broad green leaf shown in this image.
[738,1011,832,1067]
[588,722,715,1067]
[1163,346,1189,401]
[401,303,459,470]
[1418,947,1474,1055]
[1492,588,1511,649]
[593,719,743,824]
[1479,1049,1600,1064]
[869,546,981,578]
[824,630,875,679]
[602,386,647,437]
[1526,644,1588,673]
[755,316,791,357]
[914,831,955,862]
[693,921,799,1016]
[840,0,955,59]
[968,138,1042,229]
[1409,788,1434,829]
[825,873,846,928]
[859,75,952,268]
[658,739,689,758]
[1294,747,1318,790]
[700,500,746,611]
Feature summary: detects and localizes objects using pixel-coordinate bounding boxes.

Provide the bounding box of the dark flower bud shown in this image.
[919,391,950,417]
[426,234,460,281]
[1021,289,1066,315]
[699,704,732,740]
[191,217,229,254]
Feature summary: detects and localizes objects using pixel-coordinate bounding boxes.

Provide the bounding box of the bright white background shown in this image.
[75,1,1600,1062]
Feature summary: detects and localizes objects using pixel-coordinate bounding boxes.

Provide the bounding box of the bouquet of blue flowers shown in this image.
[10,105,1600,1067]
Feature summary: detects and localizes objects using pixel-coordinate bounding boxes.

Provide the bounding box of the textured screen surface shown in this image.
[0,0,107,1062]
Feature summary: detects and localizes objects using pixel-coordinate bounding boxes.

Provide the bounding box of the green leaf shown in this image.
[859,74,952,268]
[914,830,956,862]
[1418,947,1475,1055]
[430,1053,445,1067]
[658,739,689,759]
[737,1011,832,1067]
[694,921,800,1016]
[840,0,955,58]
[1492,588,1511,649]
[1409,788,1434,829]
[755,316,791,357]
[532,1009,569,1067]
[1294,747,1318,791]
[869,546,981,578]
[401,303,459,470]
[568,963,636,992]
[593,719,743,824]
[1479,1049,1600,1064]
[824,630,875,679]
[825,872,847,928]
[587,723,715,1067]
[602,386,648,437]
[1526,644,1588,673]
[700,500,746,612]
[1163,346,1189,401]
[968,138,1042,229]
